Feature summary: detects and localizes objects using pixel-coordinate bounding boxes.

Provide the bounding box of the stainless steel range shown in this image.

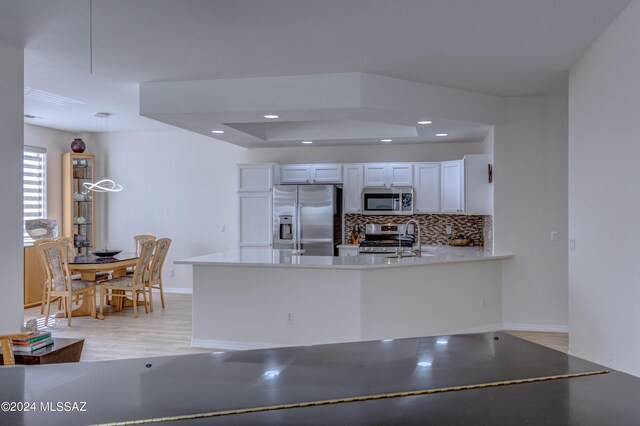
[358,223,416,254]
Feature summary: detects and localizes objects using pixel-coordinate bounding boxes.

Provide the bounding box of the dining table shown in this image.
[67,252,139,320]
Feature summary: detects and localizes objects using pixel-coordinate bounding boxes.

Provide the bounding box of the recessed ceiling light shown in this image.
[380,139,392,142]
[302,141,313,144]
[436,133,448,137]
[264,114,280,119]
[211,130,225,134]
[418,120,432,124]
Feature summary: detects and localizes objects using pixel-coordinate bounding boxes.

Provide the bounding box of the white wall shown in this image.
[568,0,640,376]
[97,130,249,290]
[0,40,24,334]
[247,139,489,164]
[494,95,568,330]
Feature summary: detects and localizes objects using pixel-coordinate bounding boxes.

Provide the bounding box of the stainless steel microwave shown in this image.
[362,187,414,215]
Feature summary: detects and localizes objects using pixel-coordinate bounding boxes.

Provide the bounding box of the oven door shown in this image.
[362,188,413,215]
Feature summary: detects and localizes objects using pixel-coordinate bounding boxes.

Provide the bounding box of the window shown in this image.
[23,146,47,244]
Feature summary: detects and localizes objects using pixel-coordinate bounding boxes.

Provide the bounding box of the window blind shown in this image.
[23,146,47,244]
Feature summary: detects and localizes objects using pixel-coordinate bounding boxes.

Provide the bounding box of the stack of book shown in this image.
[11,331,54,353]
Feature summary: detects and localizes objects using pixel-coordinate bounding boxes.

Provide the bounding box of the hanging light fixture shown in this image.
[83,179,123,193]
[82,111,124,192]
[89,0,93,74]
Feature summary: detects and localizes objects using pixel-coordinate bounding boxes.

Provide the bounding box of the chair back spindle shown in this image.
[149,238,172,283]
[132,240,155,289]
[133,234,156,256]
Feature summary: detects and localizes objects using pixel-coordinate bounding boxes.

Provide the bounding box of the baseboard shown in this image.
[162,287,193,294]
[501,323,568,333]
[446,323,503,335]
[191,323,567,351]
[191,338,295,351]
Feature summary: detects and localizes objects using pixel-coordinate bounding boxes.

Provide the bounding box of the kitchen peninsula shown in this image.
[176,247,512,350]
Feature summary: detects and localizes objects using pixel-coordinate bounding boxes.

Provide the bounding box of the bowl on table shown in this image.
[92,249,123,258]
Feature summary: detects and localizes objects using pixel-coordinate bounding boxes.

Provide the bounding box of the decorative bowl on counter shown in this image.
[92,249,122,258]
[448,238,472,247]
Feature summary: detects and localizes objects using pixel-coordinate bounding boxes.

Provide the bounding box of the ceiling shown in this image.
[0,0,631,145]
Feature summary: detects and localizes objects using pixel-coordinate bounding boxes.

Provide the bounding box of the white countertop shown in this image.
[175,246,512,270]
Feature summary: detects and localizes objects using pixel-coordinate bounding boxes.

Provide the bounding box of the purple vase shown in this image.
[71,138,86,153]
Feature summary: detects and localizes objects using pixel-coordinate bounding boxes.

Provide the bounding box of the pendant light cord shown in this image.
[90,0,93,74]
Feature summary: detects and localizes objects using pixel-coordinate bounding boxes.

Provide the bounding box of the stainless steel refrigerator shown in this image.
[273,185,341,256]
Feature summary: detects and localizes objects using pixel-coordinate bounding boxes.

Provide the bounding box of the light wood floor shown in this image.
[24,293,217,361]
[24,293,568,361]
[503,330,568,353]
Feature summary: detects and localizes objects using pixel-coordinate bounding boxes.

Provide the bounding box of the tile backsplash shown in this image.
[344,214,490,247]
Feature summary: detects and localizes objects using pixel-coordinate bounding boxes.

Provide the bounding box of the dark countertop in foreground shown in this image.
[2,332,639,425]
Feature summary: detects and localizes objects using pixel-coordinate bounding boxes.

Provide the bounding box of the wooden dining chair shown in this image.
[134,234,156,256]
[34,238,56,314]
[99,240,155,318]
[127,234,156,276]
[35,241,97,326]
[144,238,172,311]
[56,237,112,282]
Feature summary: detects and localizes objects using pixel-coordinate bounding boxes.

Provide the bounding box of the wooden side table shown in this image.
[0,338,84,366]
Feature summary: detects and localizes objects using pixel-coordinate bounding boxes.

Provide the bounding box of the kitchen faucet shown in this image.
[400,219,422,257]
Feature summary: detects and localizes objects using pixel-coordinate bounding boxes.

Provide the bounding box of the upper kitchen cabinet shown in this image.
[62,153,96,255]
[279,164,343,184]
[312,164,343,183]
[440,160,464,213]
[440,155,493,215]
[414,163,440,213]
[343,164,364,213]
[238,164,274,192]
[463,154,493,215]
[364,163,413,188]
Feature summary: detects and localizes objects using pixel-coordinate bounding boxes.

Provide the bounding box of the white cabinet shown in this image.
[279,165,311,184]
[464,155,492,215]
[364,163,413,188]
[343,164,364,213]
[440,160,464,213]
[238,192,272,246]
[279,164,342,184]
[238,164,273,192]
[311,164,343,183]
[363,164,387,187]
[414,163,440,213]
[338,246,359,257]
[388,164,413,186]
[238,164,273,247]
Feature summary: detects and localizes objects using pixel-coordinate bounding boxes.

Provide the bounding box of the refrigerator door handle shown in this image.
[292,201,305,255]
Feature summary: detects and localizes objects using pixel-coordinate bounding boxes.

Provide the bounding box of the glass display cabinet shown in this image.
[62,153,96,255]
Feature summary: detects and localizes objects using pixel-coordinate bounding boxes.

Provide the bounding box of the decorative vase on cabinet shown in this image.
[62,153,96,255]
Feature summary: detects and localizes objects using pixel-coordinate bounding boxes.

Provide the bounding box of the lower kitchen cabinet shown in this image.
[238,192,272,246]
